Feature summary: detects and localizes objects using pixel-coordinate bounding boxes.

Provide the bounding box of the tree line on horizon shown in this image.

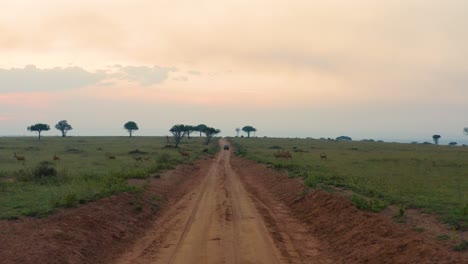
[24,121,224,146]
[23,121,468,145]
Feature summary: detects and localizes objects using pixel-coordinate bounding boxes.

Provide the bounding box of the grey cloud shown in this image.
[0,65,106,92]
[0,65,180,92]
[119,66,177,86]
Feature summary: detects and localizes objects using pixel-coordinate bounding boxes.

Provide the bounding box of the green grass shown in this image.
[230,137,468,226]
[0,136,216,219]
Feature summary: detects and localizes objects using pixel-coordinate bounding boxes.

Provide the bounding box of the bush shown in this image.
[156,153,171,163]
[14,161,59,183]
[33,161,57,179]
[454,240,468,251]
[64,193,78,208]
[352,195,387,212]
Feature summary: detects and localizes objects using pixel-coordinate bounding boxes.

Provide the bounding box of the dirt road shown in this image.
[116,139,330,264]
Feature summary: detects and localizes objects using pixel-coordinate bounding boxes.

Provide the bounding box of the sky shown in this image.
[0,0,467,144]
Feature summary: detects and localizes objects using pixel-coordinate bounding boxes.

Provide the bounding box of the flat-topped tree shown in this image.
[203,127,221,145]
[124,121,139,137]
[242,126,257,138]
[235,128,240,137]
[55,120,72,137]
[170,124,187,148]
[432,134,441,145]
[28,123,50,140]
[464,127,468,135]
[195,124,208,137]
[184,125,196,139]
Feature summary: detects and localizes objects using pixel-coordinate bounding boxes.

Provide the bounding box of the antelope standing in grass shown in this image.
[106,153,116,160]
[320,153,327,160]
[14,153,25,163]
[133,156,143,162]
[53,154,60,161]
[274,150,292,159]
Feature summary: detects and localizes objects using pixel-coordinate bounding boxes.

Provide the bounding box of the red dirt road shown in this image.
[116,139,333,263]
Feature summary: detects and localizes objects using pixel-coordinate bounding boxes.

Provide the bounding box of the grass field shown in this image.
[230,137,468,226]
[0,136,217,219]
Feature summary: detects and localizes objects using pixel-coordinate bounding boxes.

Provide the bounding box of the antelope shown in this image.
[133,156,143,162]
[320,153,327,160]
[144,157,151,161]
[274,150,292,159]
[178,148,190,158]
[53,154,60,161]
[106,153,116,160]
[14,153,25,162]
[282,151,292,159]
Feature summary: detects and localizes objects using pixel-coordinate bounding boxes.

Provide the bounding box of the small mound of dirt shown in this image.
[128,149,148,155]
[65,148,82,153]
[24,147,40,151]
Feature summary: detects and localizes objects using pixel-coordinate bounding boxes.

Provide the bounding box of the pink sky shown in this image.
[0,1,467,142]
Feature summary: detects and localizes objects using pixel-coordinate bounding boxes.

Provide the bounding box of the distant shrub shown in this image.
[448,142,457,146]
[15,161,59,183]
[336,136,352,141]
[268,145,282,149]
[156,153,171,163]
[33,161,58,179]
[422,142,432,145]
[128,149,148,154]
[65,147,82,153]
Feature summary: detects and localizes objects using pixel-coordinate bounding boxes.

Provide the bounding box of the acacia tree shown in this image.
[55,120,72,137]
[184,125,196,139]
[235,128,240,137]
[242,126,257,138]
[432,134,441,145]
[170,124,187,147]
[28,123,50,140]
[195,124,208,137]
[203,127,221,145]
[124,121,139,137]
[464,127,468,135]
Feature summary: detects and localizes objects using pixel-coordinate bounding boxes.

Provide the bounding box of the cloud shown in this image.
[117,66,177,86]
[0,65,182,92]
[0,65,106,92]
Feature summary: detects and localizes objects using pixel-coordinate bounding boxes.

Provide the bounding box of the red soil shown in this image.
[232,156,466,264]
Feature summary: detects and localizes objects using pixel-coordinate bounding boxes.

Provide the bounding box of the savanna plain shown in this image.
[0,136,467,263]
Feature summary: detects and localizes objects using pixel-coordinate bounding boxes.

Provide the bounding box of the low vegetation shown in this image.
[0,136,216,219]
[230,137,468,228]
